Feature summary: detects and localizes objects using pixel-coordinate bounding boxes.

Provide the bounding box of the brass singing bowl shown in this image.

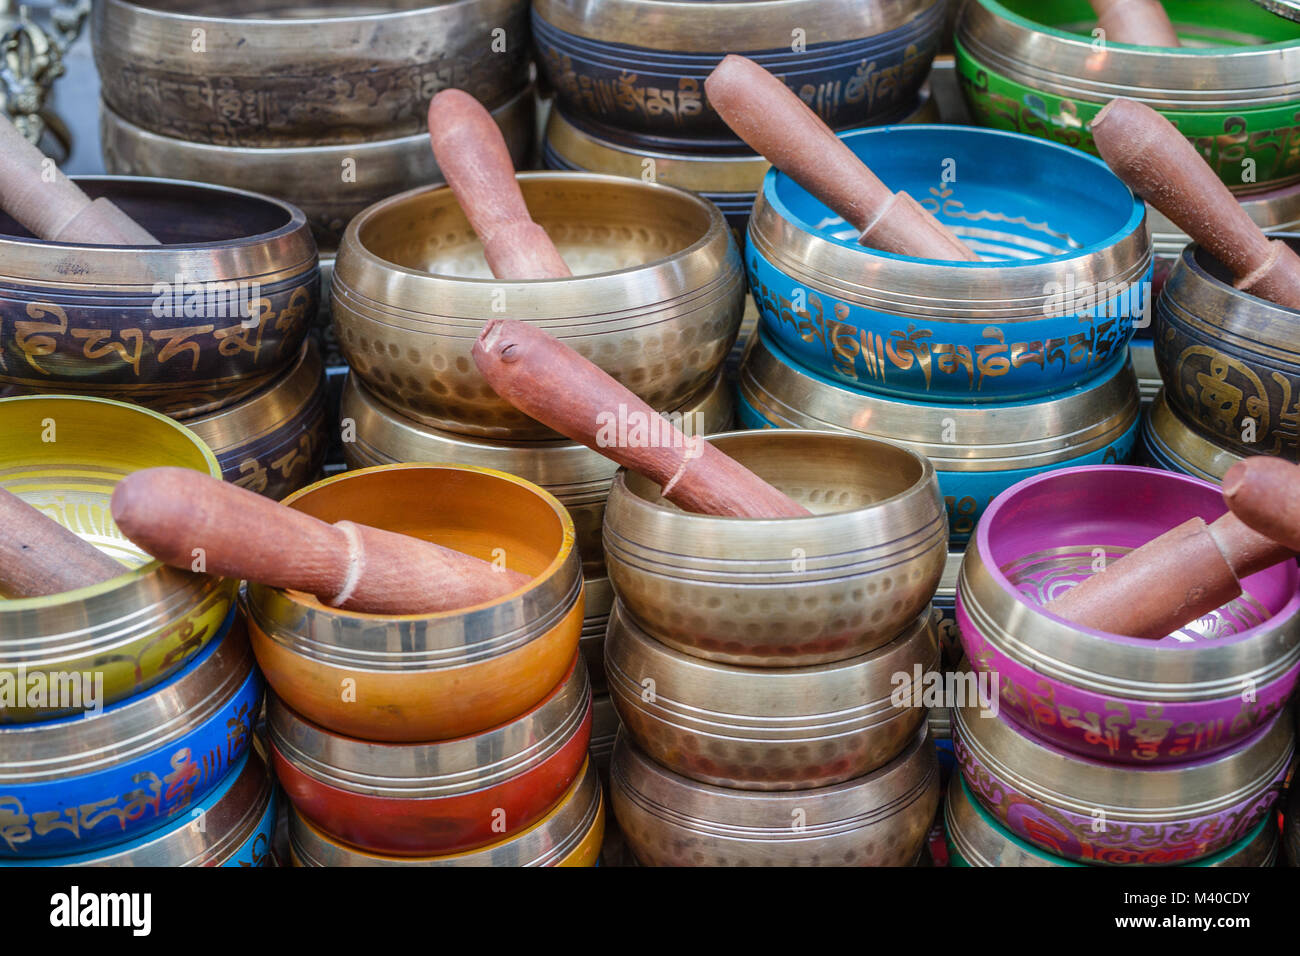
[0,395,236,718]
[100,87,536,253]
[955,699,1294,865]
[603,429,948,667]
[945,775,1279,868]
[243,463,583,742]
[340,368,734,571]
[1155,237,1300,461]
[581,574,614,693]
[0,176,317,418]
[607,601,938,790]
[611,725,939,866]
[288,757,604,866]
[186,340,328,501]
[331,172,745,440]
[1139,388,1244,483]
[11,749,278,867]
[92,0,531,147]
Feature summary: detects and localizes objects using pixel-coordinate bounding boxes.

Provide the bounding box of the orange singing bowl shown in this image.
[288,757,604,866]
[243,463,583,742]
[268,653,592,856]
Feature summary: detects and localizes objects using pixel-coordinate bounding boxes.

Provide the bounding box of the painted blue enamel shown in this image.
[748,124,1150,402]
[0,610,262,858]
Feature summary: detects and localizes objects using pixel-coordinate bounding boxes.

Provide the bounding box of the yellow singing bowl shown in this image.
[243,463,584,742]
[0,395,236,719]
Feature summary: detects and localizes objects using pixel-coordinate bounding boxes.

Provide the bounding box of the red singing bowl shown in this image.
[269,653,591,856]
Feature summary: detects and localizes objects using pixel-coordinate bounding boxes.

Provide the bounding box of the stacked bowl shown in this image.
[91,0,537,476]
[951,465,1298,866]
[0,395,274,867]
[246,464,603,866]
[954,0,1300,405]
[0,177,327,500]
[1139,235,1300,481]
[534,0,947,369]
[606,429,947,865]
[333,171,745,801]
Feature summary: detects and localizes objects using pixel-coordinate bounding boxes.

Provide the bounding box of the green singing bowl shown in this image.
[955,0,1300,192]
[602,429,948,668]
[331,172,745,440]
[0,395,236,719]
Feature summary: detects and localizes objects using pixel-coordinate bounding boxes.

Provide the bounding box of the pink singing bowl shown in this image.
[269,653,592,857]
[957,464,1300,765]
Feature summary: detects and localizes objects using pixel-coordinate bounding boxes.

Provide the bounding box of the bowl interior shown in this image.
[0,178,293,245]
[282,465,566,582]
[1192,235,1300,312]
[993,0,1300,47]
[621,431,925,515]
[768,125,1142,263]
[358,177,713,280]
[0,396,219,588]
[981,465,1299,643]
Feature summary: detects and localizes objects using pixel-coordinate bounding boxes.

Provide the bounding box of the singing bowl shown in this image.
[607,600,938,790]
[0,176,317,417]
[268,653,591,856]
[533,0,944,151]
[101,87,536,253]
[0,613,259,858]
[739,333,1141,542]
[945,775,1279,868]
[581,575,615,693]
[541,94,941,238]
[1155,236,1300,461]
[1149,183,1300,296]
[955,0,1300,192]
[747,125,1150,402]
[604,429,947,666]
[244,463,583,742]
[92,0,530,147]
[957,465,1300,764]
[0,395,237,718]
[289,757,604,866]
[1129,339,1160,406]
[332,171,744,440]
[340,368,734,571]
[611,725,939,866]
[186,340,328,500]
[3,749,278,867]
[1139,388,1245,484]
[954,699,1293,865]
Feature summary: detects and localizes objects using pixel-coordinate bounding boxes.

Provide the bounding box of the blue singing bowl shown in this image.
[1,749,278,867]
[746,124,1152,403]
[0,611,262,858]
[738,331,1140,543]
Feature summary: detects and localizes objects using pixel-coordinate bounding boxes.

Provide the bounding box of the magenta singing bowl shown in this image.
[957,464,1300,765]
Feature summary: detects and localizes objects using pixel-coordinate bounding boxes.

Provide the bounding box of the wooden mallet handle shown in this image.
[1223,456,1300,552]
[1091,98,1300,311]
[0,114,158,245]
[0,487,127,598]
[427,89,570,280]
[704,55,978,262]
[1090,0,1180,47]
[472,319,810,518]
[111,468,531,614]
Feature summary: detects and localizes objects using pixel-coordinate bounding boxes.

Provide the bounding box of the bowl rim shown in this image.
[95,0,480,27]
[0,394,223,614]
[974,463,1300,648]
[759,123,1147,270]
[1176,232,1300,323]
[265,461,577,623]
[341,170,730,287]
